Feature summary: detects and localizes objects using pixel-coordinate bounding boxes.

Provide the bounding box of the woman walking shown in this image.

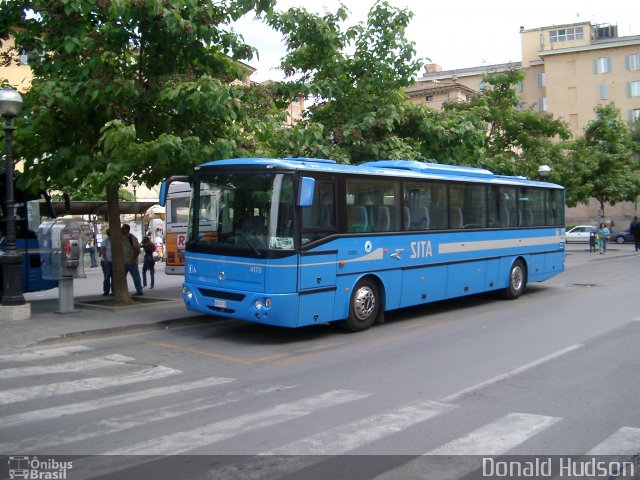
[596,222,610,255]
[141,235,156,289]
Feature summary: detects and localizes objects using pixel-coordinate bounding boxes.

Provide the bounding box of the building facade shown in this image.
[416,21,640,224]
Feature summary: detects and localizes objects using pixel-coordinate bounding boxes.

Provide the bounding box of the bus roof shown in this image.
[196,158,563,189]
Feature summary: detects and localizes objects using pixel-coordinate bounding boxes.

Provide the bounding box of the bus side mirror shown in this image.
[298,177,315,207]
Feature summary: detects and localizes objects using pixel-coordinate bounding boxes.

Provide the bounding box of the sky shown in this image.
[233,0,639,82]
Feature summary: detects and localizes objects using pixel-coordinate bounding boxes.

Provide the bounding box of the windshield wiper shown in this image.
[186,234,206,248]
[240,233,264,257]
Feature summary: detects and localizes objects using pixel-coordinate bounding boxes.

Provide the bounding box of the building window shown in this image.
[538,72,546,88]
[626,54,640,71]
[593,57,612,74]
[517,81,524,93]
[629,81,640,97]
[425,95,433,102]
[630,109,640,122]
[599,84,609,100]
[538,97,547,112]
[550,27,583,43]
[18,49,29,65]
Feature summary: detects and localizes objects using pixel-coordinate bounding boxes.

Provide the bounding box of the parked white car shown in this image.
[565,225,595,243]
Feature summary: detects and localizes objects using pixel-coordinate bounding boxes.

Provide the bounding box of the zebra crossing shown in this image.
[1,344,638,480]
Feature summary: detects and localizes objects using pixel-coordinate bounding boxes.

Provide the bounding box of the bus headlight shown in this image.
[183,287,193,299]
[265,298,272,308]
[254,299,263,310]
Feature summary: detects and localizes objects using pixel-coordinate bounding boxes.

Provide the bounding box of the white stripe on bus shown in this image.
[439,235,563,254]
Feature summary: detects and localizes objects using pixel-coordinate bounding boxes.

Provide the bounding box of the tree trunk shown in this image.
[106,182,133,305]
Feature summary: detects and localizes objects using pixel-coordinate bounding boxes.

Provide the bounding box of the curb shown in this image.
[29,316,213,347]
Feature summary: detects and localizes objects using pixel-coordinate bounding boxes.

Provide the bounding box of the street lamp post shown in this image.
[538,164,551,181]
[130,179,138,222]
[0,86,26,308]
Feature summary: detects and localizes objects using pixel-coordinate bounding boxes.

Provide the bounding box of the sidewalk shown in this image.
[0,263,208,350]
[1,245,638,350]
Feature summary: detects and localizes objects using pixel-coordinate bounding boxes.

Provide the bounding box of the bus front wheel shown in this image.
[342,279,379,332]
[503,259,526,299]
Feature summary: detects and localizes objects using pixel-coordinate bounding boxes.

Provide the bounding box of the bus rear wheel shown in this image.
[503,259,526,299]
[342,279,379,332]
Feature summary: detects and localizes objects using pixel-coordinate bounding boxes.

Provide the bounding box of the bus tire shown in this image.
[503,259,526,299]
[342,278,379,332]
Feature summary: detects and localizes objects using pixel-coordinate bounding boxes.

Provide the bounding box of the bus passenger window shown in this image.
[301,181,336,243]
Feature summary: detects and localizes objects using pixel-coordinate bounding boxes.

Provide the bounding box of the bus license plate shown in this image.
[214,299,227,308]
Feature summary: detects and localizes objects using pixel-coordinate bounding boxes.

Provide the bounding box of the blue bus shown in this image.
[0,172,59,294]
[168,158,565,332]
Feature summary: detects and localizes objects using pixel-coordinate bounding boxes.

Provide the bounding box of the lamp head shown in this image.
[0,87,23,118]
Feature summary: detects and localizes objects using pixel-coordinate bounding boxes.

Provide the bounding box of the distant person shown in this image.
[596,222,610,255]
[630,216,640,252]
[141,235,156,289]
[87,237,98,267]
[121,224,144,296]
[100,229,113,295]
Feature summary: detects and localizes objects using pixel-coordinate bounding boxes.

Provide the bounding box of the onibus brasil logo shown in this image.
[8,456,73,479]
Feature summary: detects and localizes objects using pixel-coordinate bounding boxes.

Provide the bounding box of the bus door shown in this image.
[297,177,338,327]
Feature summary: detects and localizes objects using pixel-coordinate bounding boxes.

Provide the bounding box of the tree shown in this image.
[564,103,639,215]
[266,0,424,163]
[0,0,277,304]
[442,69,570,177]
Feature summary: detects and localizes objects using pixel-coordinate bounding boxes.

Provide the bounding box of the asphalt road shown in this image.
[3,245,640,479]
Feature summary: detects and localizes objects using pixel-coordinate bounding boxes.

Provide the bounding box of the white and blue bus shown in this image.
[166,158,565,332]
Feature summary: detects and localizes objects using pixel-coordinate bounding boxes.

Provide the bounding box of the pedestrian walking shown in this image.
[121,224,144,296]
[87,237,98,267]
[596,222,610,255]
[100,229,113,295]
[630,216,640,252]
[141,235,156,289]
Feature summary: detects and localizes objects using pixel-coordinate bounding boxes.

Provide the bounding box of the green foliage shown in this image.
[267,1,424,163]
[564,104,639,212]
[1,0,277,196]
[443,69,570,177]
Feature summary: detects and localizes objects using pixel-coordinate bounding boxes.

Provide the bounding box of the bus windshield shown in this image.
[188,172,295,255]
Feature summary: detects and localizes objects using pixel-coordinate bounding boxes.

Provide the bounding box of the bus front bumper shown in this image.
[182,283,300,328]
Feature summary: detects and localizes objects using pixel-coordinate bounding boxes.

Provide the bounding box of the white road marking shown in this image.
[442,345,582,402]
[0,354,135,379]
[104,389,370,455]
[587,426,640,455]
[0,345,92,363]
[0,365,180,406]
[211,400,458,480]
[427,413,561,455]
[265,400,457,455]
[373,413,561,480]
[0,375,236,428]
[2,384,294,454]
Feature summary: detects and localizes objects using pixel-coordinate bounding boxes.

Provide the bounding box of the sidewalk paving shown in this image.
[0,244,637,350]
[0,264,208,350]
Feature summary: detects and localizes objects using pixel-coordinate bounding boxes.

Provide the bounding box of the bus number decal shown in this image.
[250,266,263,274]
[410,240,433,259]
